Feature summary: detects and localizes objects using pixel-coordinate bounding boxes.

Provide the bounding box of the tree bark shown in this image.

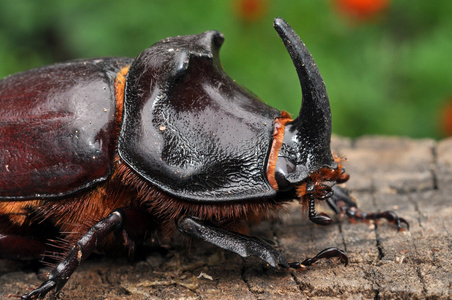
[1,136,451,299]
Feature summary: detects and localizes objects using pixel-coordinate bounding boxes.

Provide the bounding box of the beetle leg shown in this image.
[344,209,410,231]
[326,186,357,215]
[308,195,333,226]
[288,247,348,269]
[177,216,348,270]
[177,216,290,268]
[22,210,126,300]
[306,182,333,226]
[327,186,409,231]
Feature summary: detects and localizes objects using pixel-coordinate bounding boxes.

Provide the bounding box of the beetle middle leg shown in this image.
[177,216,348,270]
[327,186,409,231]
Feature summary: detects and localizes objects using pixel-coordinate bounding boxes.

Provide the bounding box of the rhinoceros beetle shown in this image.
[0,18,408,299]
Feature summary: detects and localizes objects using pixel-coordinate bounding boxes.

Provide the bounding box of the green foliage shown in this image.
[1,0,451,138]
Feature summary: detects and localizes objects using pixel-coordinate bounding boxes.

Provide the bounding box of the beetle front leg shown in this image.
[177,216,348,270]
[328,186,409,231]
[22,210,126,300]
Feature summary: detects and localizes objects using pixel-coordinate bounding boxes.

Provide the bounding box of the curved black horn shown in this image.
[273,18,331,134]
[273,18,335,173]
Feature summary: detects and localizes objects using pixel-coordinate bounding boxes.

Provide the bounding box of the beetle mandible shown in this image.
[0,18,408,299]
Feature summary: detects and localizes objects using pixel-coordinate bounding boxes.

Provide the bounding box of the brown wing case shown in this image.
[0,58,132,199]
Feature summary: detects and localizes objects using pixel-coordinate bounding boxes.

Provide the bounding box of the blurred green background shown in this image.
[1,0,451,138]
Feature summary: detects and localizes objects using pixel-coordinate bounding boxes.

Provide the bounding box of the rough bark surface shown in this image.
[1,136,451,299]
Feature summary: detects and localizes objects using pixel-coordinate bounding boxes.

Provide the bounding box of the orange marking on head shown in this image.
[266,111,293,191]
[114,66,130,125]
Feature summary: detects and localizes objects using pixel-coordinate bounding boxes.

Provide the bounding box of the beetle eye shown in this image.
[274,158,295,191]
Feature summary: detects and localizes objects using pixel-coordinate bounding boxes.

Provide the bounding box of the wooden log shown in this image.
[1,136,451,299]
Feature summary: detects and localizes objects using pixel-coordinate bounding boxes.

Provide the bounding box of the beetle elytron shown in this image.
[0,18,408,299]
